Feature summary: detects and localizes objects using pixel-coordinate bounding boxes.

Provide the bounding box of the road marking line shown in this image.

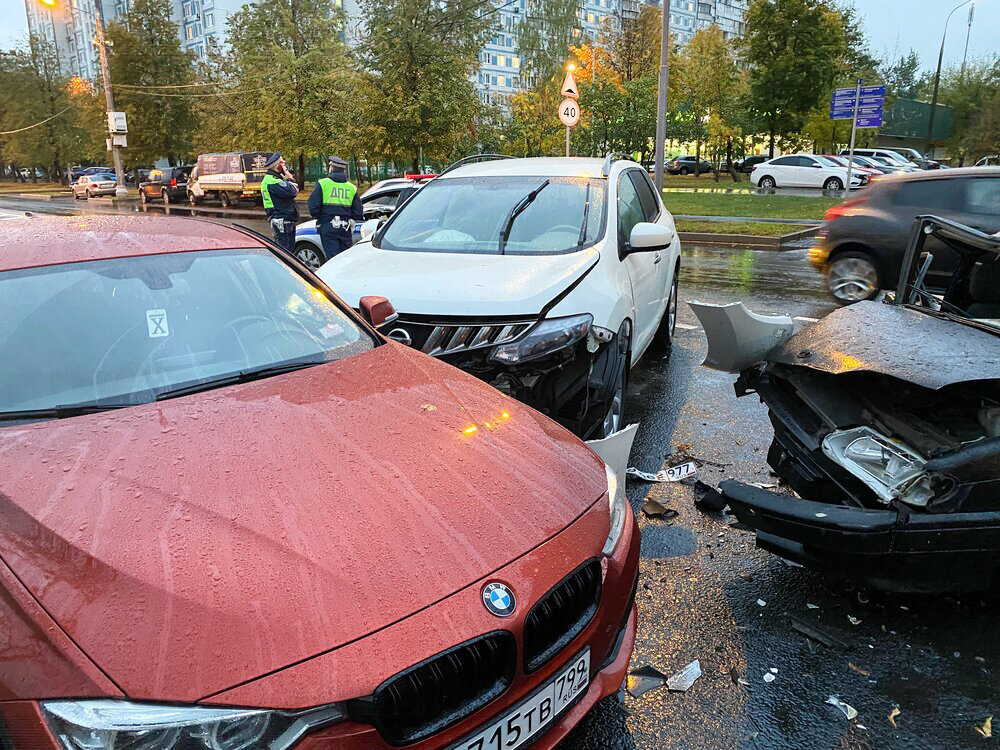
[675,323,699,330]
[794,316,819,323]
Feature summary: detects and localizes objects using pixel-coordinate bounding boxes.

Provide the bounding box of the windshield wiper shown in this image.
[155,359,326,402]
[498,180,550,254]
[0,403,134,422]
[577,183,591,248]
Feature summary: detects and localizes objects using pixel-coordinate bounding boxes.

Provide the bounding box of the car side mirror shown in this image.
[628,222,675,253]
[359,295,398,328]
[360,218,382,241]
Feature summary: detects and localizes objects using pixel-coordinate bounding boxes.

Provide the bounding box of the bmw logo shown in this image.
[482,582,516,618]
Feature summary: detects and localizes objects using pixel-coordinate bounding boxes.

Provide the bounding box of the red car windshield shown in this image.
[0,248,372,413]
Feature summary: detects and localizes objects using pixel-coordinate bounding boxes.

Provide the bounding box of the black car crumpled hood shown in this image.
[767,302,1000,389]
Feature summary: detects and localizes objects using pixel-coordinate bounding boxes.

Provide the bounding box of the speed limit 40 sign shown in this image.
[559,98,580,127]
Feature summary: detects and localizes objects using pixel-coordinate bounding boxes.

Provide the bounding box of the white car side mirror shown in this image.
[628,222,675,253]
[360,218,382,242]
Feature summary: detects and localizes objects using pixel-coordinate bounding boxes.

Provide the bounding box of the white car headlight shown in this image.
[42,699,345,750]
[489,314,593,364]
[602,464,627,556]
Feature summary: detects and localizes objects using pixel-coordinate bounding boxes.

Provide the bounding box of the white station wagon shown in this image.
[317,155,681,438]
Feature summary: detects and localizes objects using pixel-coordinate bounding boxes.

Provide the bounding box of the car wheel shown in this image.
[679,166,690,175]
[827,250,879,305]
[73,189,82,200]
[824,177,844,191]
[653,267,679,355]
[162,188,171,205]
[86,189,92,199]
[188,192,199,206]
[219,191,231,208]
[598,327,630,439]
[294,242,325,270]
[758,175,776,189]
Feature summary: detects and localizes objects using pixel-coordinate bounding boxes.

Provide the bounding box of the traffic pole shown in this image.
[566,125,570,157]
[653,0,670,191]
[92,0,127,198]
[844,78,861,195]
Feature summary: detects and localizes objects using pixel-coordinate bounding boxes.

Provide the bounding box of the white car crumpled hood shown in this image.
[318,242,600,317]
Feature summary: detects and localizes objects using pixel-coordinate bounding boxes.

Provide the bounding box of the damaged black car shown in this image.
[692,216,1000,593]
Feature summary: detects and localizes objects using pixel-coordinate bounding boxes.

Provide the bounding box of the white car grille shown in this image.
[386,318,533,356]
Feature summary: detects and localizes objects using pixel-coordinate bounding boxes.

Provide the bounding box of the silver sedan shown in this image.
[73,174,117,199]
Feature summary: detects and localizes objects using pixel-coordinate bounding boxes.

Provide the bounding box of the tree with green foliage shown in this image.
[935,57,1000,165]
[358,0,493,171]
[740,0,847,157]
[881,49,922,99]
[0,36,104,182]
[106,0,197,167]
[968,88,1000,158]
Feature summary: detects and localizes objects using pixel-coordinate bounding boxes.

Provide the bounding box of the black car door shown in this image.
[889,178,967,286]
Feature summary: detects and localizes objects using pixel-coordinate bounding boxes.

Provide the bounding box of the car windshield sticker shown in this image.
[146,309,169,337]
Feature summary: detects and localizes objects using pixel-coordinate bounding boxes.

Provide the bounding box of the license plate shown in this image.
[449,648,589,750]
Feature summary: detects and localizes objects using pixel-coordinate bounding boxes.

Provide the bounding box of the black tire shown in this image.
[162,188,171,205]
[824,177,844,191]
[826,249,880,305]
[140,189,149,205]
[597,324,631,439]
[219,191,231,208]
[294,242,326,270]
[758,175,776,189]
[86,189,92,199]
[73,190,82,200]
[679,166,690,175]
[188,191,199,206]
[653,266,679,356]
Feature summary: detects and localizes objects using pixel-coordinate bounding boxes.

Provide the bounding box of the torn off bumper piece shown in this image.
[719,480,1000,593]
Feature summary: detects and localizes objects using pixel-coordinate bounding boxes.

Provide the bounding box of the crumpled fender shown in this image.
[688,301,794,373]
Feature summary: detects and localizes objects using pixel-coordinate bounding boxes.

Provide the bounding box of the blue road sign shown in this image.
[829,84,887,123]
[856,115,883,128]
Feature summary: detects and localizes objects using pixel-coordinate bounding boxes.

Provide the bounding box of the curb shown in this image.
[677,231,782,248]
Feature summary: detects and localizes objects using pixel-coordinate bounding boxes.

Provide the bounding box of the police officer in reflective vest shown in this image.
[307,156,363,260]
[260,152,299,252]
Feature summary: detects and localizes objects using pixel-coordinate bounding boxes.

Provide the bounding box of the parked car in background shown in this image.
[71,173,117,199]
[810,167,1000,303]
[666,155,712,175]
[18,167,46,180]
[751,154,865,191]
[187,151,273,207]
[820,154,881,181]
[294,173,436,268]
[0,213,640,750]
[318,155,682,439]
[885,146,941,170]
[71,166,112,182]
[139,165,193,205]
[846,154,906,175]
[844,148,921,171]
[738,155,768,174]
[976,155,1000,167]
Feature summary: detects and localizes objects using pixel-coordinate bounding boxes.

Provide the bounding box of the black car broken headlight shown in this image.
[821,427,938,508]
[42,699,345,750]
[489,314,593,365]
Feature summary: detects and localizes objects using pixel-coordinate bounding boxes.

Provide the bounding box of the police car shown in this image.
[293,173,436,269]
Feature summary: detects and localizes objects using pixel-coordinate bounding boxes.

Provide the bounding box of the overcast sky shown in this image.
[1,0,997,73]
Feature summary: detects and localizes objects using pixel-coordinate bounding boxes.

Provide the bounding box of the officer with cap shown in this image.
[260,153,300,252]
[307,155,363,261]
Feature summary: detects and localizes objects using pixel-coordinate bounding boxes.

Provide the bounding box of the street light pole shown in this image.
[90,0,128,197]
[653,0,670,191]
[962,2,975,74]
[926,0,973,155]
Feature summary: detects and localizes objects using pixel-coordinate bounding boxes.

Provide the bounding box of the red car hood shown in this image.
[0,344,606,701]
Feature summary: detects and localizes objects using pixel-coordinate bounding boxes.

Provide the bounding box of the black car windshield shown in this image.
[378,176,607,255]
[0,248,372,413]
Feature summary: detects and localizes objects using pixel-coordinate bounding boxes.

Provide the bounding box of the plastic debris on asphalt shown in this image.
[888,707,901,729]
[627,461,698,483]
[789,615,850,650]
[666,660,702,692]
[826,696,858,720]
[848,662,870,677]
[976,717,993,738]
[626,665,668,698]
[756,599,767,607]
[693,480,728,512]
[763,672,776,683]
[806,603,820,609]
[641,498,679,521]
[848,615,862,625]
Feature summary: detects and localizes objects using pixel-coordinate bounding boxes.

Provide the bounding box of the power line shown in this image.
[0,105,74,135]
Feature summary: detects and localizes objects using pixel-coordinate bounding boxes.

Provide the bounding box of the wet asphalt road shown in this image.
[3,198,997,749]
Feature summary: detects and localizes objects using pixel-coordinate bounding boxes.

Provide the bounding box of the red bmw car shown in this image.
[0,216,639,750]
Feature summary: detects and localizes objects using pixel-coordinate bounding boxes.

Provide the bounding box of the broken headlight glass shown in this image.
[821,427,936,507]
[602,463,627,556]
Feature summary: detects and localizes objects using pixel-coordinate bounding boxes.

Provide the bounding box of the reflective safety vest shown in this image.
[260,173,282,210]
[318,177,358,206]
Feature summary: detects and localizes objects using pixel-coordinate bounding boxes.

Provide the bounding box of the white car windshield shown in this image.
[378,176,607,255]
[0,248,372,414]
